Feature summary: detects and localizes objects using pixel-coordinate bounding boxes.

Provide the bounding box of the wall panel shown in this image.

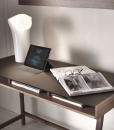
[19,0,114,10]
[0,0,7,58]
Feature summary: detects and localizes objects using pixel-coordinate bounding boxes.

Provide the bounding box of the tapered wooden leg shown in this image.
[47,92,51,96]
[20,93,25,125]
[96,116,104,130]
[0,115,23,129]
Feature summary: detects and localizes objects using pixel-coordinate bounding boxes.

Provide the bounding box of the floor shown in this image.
[0,107,55,130]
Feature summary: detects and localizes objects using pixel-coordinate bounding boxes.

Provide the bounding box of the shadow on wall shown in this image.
[69,44,98,67]
[43,15,99,68]
[43,15,74,60]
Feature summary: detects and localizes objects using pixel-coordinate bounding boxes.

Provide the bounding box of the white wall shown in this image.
[0,0,114,129]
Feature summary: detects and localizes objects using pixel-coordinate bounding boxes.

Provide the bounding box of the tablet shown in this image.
[24,45,51,70]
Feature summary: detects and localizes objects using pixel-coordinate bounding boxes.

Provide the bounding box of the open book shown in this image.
[50,66,114,96]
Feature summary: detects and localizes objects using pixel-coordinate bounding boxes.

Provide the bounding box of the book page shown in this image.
[81,73,113,90]
[59,75,90,95]
[59,72,114,96]
[50,65,95,80]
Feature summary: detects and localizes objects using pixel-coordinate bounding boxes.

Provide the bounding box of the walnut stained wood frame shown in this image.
[1,56,114,130]
[19,0,114,9]
[0,76,113,130]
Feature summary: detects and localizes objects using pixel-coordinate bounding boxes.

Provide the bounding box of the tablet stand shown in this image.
[44,60,53,71]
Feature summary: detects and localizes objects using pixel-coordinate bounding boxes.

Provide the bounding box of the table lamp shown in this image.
[8,14,32,63]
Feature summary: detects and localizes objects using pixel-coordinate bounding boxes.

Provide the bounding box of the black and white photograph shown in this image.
[64,76,81,91]
[57,68,114,96]
[64,75,90,91]
[82,73,110,89]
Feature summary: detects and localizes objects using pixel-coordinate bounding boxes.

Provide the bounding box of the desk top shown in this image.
[0,55,114,107]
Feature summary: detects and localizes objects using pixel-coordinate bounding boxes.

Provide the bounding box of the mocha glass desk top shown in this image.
[0,55,114,107]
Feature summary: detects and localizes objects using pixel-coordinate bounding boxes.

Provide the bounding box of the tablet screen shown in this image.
[24,45,51,70]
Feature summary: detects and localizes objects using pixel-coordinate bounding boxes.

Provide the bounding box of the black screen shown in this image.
[24,45,51,70]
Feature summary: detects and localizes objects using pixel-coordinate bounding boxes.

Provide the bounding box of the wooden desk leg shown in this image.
[47,92,51,96]
[20,93,25,125]
[96,116,104,130]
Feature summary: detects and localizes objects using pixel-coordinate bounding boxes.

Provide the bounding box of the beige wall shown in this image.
[0,0,7,58]
[22,6,114,73]
[1,0,114,129]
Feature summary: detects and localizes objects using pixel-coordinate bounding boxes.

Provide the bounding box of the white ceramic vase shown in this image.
[8,14,32,63]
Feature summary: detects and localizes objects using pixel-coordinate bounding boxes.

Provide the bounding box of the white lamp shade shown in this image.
[8,14,32,63]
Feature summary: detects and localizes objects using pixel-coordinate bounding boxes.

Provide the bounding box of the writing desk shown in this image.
[0,56,114,130]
